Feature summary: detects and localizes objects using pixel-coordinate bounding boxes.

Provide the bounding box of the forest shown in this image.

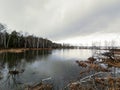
[0,23,64,49]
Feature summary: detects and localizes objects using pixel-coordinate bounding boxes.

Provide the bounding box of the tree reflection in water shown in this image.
[0,50,52,90]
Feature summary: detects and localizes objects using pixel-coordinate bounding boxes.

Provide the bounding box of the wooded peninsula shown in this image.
[0,23,76,51]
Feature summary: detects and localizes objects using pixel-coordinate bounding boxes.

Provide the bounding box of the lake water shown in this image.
[0,49,92,90]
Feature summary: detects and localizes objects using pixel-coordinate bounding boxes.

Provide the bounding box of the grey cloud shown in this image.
[47,2,120,40]
[0,0,120,42]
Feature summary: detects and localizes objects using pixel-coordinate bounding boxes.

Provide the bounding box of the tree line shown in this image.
[0,23,62,49]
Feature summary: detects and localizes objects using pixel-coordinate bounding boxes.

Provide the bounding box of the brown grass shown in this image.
[114,51,120,55]
[0,48,52,53]
[0,48,28,53]
[25,83,53,90]
[105,61,120,68]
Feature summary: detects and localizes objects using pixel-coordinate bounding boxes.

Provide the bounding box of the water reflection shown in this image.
[0,49,92,90]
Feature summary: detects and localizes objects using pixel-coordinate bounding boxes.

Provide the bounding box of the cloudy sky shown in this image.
[0,0,120,45]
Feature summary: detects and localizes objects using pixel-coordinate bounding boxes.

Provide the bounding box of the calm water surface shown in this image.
[0,49,92,90]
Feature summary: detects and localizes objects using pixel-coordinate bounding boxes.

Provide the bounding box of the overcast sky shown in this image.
[0,0,120,45]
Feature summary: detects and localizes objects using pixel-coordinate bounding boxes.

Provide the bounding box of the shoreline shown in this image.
[0,48,52,53]
[0,48,120,54]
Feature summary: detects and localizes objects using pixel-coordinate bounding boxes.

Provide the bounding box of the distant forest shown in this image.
[0,23,75,49]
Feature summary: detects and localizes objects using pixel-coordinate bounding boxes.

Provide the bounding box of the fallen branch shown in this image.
[80,72,104,82]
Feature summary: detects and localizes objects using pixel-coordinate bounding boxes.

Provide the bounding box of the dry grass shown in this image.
[68,77,120,90]
[114,51,120,55]
[105,61,120,68]
[25,83,53,90]
[0,48,52,53]
[0,48,28,53]
[67,49,120,90]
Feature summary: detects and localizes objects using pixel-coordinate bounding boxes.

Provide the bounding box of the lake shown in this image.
[0,49,92,90]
